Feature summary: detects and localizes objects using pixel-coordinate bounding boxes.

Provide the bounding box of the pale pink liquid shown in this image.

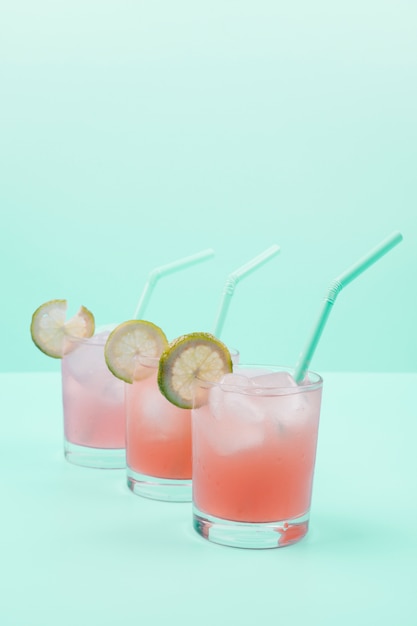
[61,333,125,449]
[125,372,192,479]
[192,372,322,523]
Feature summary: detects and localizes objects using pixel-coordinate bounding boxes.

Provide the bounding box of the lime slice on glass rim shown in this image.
[157,332,233,409]
[104,320,169,383]
[30,299,95,358]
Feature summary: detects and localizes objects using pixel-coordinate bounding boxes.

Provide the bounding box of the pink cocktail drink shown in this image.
[125,359,192,501]
[124,349,239,501]
[192,367,323,548]
[61,329,126,468]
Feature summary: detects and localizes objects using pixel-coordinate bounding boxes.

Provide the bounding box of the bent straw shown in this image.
[213,244,281,338]
[293,231,403,383]
[133,248,215,319]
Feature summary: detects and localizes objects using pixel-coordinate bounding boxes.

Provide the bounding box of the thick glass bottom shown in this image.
[193,505,310,549]
[127,466,192,502]
[64,439,126,469]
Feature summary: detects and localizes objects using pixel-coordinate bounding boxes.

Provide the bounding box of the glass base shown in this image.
[193,506,310,549]
[64,439,126,469]
[127,467,192,502]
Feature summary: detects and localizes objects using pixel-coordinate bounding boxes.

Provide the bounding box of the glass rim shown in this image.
[65,324,117,347]
[126,346,241,373]
[195,364,323,396]
[65,330,240,357]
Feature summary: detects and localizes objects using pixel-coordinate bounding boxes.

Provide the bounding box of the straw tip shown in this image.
[270,243,281,255]
[386,230,403,244]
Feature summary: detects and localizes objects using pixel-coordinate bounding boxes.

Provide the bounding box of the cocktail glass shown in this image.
[126,349,240,502]
[192,366,323,548]
[62,326,126,469]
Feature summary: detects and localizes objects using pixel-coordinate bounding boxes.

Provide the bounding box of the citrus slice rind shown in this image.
[104,320,169,383]
[157,332,233,409]
[30,299,95,358]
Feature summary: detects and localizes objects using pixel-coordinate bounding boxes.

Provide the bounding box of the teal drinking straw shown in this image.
[293,231,403,383]
[213,244,281,338]
[133,249,215,319]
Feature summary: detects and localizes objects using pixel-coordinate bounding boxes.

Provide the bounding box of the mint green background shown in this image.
[2,0,415,373]
[2,372,417,625]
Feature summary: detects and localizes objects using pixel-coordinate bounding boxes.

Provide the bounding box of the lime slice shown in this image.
[104,320,169,383]
[30,299,95,358]
[157,332,233,409]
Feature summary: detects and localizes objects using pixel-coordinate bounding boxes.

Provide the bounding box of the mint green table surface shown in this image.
[1,373,416,626]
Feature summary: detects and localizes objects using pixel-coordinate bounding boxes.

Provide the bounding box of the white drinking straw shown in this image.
[213,244,281,338]
[133,249,215,319]
[293,231,403,383]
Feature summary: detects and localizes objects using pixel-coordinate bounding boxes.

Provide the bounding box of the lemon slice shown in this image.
[30,299,95,358]
[157,332,233,409]
[104,320,169,383]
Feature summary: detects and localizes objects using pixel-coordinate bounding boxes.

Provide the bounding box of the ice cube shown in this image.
[220,373,254,392]
[219,421,264,455]
[100,376,125,405]
[210,373,262,423]
[233,367,272,379]
[64,331,111,383]
[206,376,266,455]
[249,371,310,429]
[251,371,298,393]
[136,377,185,438]
[224,370,309,432]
